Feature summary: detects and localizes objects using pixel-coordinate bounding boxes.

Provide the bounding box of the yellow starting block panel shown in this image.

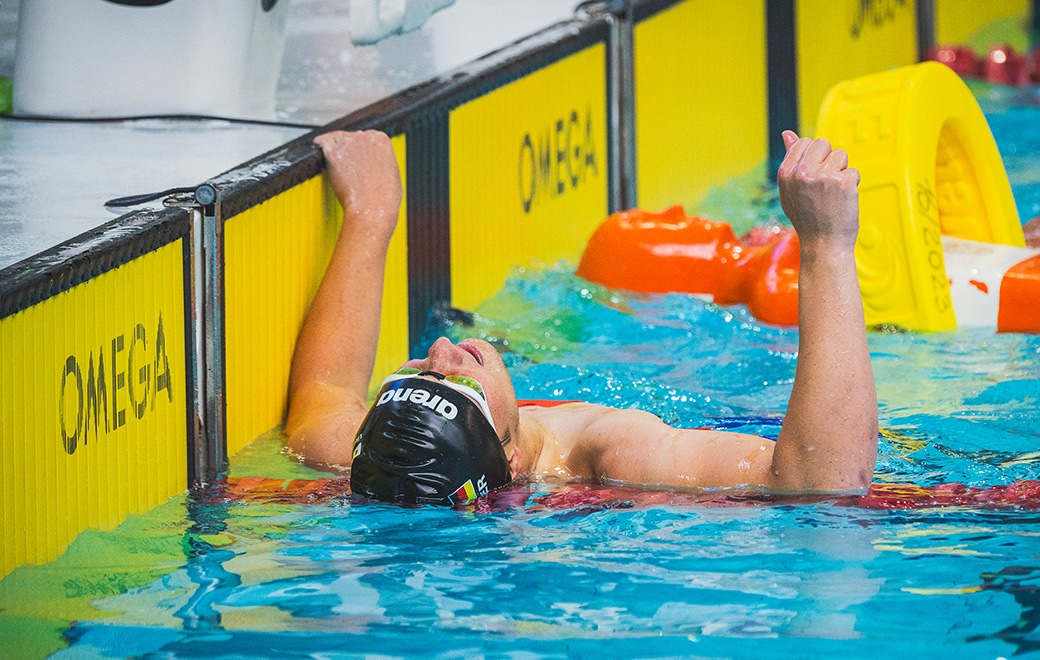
[448,44,609,311]
[0,239,190,579]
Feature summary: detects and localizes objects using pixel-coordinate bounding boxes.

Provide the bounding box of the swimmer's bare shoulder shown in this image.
[519,402,775,490]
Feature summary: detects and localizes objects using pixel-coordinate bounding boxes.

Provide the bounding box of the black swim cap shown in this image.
[350,376,511,505]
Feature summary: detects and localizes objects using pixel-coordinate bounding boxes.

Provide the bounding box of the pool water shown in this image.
[3,85,1040,659]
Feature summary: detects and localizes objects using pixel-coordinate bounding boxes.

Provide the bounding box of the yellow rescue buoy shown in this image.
[817,61,1025,332]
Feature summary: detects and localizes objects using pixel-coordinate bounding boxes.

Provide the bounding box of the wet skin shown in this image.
[286,129,879,495]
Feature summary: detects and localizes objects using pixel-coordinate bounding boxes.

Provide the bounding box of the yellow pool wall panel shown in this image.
[448,44,609,310]
[0,240,189,579]
[224,136,408,456]
[935,0,1032,53]
[796,0,918,138]
[634,0,768,213]
[373,137,409,395]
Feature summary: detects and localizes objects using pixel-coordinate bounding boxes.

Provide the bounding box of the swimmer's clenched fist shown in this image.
[777,130,860,251]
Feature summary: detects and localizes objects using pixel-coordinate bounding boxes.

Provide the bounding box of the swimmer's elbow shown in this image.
[766,470,871,496]
[285,429,353,475]
[768,438,877,494]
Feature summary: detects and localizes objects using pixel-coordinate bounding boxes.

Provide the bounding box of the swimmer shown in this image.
[285,129,879,504]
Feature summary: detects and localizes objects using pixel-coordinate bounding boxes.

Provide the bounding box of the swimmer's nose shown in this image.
[426,337,467,370]
[428,337,453,355]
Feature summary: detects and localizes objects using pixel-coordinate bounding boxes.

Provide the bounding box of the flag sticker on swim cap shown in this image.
[449,474,490,505]
[452,480,477,504]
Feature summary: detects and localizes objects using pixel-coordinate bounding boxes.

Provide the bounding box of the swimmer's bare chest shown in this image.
[518,402,614,482]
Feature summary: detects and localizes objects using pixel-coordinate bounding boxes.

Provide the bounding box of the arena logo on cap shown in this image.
[376,385,458,420]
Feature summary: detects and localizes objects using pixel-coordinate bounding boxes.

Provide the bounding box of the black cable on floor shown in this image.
[0,111,320,130]
[105,186,199,208]
[0,111,324,208]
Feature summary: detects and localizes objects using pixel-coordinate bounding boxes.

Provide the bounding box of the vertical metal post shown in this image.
[579,0,637,213]
[1034,0,1040,47]
[916,0,936,62]
[614,0,636,212]
[194,182,227,485]
[188,206,206,486]
[767,0,798,177]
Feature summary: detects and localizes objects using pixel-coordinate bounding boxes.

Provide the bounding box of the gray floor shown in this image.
[0,0,576,270]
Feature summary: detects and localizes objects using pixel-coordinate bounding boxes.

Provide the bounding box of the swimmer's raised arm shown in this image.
[768,130,878,491]
[551,131,877,494]
[285,130,402,467]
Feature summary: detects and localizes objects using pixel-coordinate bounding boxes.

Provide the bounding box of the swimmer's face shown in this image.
[399,337,521,458]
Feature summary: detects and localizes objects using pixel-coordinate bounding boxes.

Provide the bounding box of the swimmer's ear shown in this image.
[507,446,523,481]
[782,130,800,150]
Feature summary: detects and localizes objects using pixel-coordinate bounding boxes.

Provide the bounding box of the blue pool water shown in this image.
[3,84,1040,659]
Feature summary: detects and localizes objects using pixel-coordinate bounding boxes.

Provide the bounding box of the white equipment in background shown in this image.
[13,0,289,117]
[349,0,455,45]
